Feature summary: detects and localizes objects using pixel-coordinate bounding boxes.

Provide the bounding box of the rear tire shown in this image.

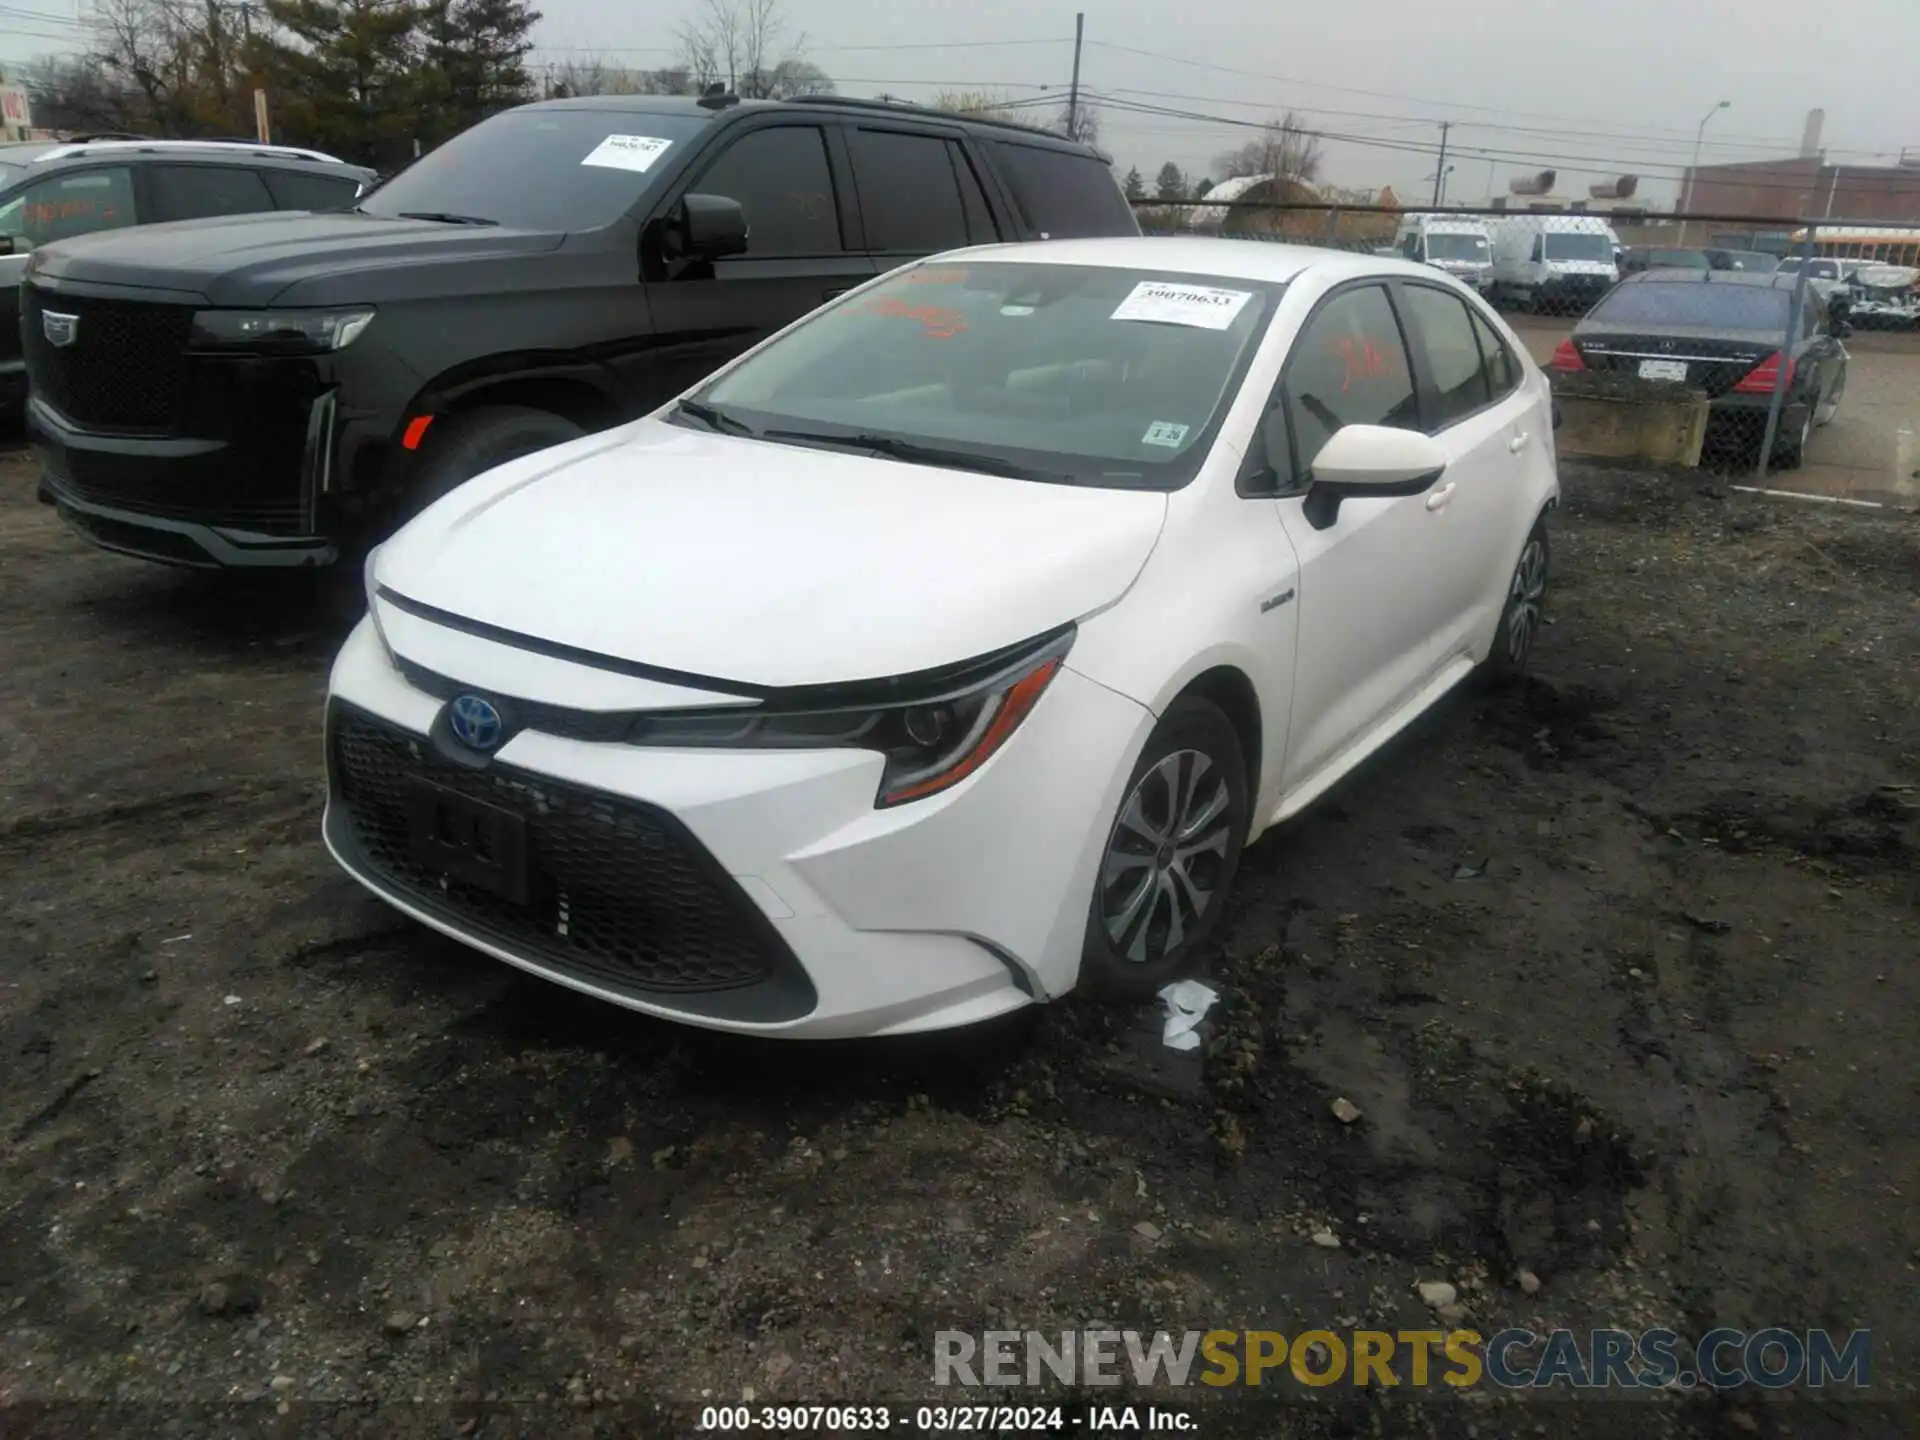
[1771,407,1811,471]
[1482,517,1550,688]
[400,405,587,524]
[1080,697,1250,998]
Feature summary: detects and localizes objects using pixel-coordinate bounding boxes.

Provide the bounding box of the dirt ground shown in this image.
[2,444,1917,1440]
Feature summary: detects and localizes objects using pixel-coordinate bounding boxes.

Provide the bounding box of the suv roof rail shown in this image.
[31,138,350,167]
[782,92,1074,142]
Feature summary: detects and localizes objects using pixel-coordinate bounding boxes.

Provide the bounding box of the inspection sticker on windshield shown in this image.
[581,135,674,173]
[1111,281,1253,330]
[1142,421,1190,447]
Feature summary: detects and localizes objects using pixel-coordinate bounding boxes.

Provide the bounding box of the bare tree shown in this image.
[929,88,1019,121]
[1214,112,1323,186]
[1052,100,1100,147]
[548,57,694,97]
[677,0,809,98]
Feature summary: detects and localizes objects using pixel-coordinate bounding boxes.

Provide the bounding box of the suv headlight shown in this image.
[630,628,1074,808]
[189,308,375,354]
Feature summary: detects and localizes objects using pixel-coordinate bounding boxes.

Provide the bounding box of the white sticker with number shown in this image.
[1142,421,1190,448]
[1111,281,1253,330]
[581,135,675,173]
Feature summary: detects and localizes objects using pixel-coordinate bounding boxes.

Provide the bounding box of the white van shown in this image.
[1393,214,1495,293]
[1490,215,1622,312]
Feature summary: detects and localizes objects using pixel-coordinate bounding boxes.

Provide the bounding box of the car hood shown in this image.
[373,420,1171,690]
[26,211,564,307]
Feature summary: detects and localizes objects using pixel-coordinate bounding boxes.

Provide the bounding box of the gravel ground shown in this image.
[2,447,1917,1440]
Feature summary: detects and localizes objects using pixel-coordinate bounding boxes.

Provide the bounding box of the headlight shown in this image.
[189,308,375,354]
[630,628,1074,808]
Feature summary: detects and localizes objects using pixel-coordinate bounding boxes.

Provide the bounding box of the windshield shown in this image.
[357,108,708,230]
[1425,232,1489,261]
[1723,252,1778,273]
[1544,232,1617,263]
[1648,249,1709,268]
[691,262,1280,490]
[1592,281,1791,330]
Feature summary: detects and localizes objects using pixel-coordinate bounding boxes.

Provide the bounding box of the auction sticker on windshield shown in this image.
[1111,281,1253,330]
[581,135,674,173]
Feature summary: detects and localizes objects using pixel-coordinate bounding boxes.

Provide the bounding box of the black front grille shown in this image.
[326,703,814,1014]
[23,285,193,432]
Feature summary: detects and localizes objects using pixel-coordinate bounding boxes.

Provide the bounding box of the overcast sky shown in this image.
[4,0,1918,208]
[528,0,1920,206]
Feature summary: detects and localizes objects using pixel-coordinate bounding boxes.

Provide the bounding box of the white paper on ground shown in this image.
[1158,978,1220,1051]
[1111,281,1253,331]
[581,135,675,173]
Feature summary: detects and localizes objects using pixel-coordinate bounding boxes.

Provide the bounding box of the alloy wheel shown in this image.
[1507,538,1548,667]
[1099,749,1236,965]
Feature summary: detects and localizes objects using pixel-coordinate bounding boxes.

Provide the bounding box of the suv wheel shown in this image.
[402,406,587,522]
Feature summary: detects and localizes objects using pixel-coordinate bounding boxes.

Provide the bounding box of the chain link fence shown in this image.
[1133,198,1920,477]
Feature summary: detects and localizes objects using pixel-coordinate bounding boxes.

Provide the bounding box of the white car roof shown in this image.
[940,236,1415,286]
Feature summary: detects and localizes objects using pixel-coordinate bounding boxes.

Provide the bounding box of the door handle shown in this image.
[1425,481,1457,512]
[1507,431,1530,453]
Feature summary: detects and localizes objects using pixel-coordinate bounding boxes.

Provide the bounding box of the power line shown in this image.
[1088,93,1899,197]
[1094,83,1906,162]
[1081,37,1878,154]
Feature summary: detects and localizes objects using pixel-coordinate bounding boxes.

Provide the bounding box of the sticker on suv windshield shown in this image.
[1142,421,1190,447]
[1112,281,1253,330]
[581,135,675,173]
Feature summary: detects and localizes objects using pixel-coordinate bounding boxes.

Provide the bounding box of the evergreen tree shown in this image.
[417,0,542,143]
[1154,161,1187,202]
[1122,166,1144,201]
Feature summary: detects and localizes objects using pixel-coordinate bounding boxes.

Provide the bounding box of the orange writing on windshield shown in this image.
[862,295,969,339]
[903,266,968,285]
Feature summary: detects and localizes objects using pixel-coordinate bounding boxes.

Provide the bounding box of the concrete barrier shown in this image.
[1550,373,1709,468]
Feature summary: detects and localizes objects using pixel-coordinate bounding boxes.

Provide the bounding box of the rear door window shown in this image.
[988,141,1136,239]
[689,125,843,257]
[148,165,276,223]
[1399,284,1491,428]
[1468,307,1519,400]
[261,168,362,211]
[844,128,970,254]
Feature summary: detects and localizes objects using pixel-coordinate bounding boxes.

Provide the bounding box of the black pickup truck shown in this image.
[25,94,1138,569]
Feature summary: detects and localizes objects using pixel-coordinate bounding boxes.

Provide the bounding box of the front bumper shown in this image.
[32,389,340,569]
[321,616,1155,1038]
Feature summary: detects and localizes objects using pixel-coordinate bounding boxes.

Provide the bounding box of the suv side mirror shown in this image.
[0,235,14,257]
[666,193,748,261]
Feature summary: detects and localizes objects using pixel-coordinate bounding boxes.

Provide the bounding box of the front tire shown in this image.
[1483,518,1550,687]
[1081,697,1249,997]
[400,405,587,524]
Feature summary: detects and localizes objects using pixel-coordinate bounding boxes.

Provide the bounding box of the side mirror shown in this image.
[1302,424,1448,529]
[0,235,14,257]
[665,193,748,261]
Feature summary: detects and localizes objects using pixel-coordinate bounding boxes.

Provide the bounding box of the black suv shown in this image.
[0,138,373,416]
[24,94,1138,569]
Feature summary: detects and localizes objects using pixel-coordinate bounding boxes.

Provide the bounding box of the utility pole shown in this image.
[1432,121,1451,207]
[1066,12,1084,142]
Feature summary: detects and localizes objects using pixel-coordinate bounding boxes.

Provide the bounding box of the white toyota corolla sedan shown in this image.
[323,237,1559,1039]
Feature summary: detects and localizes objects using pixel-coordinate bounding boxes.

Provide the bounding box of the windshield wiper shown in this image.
[760,428,1067,481]
[395,211,498,226]
[673,399,756,436]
